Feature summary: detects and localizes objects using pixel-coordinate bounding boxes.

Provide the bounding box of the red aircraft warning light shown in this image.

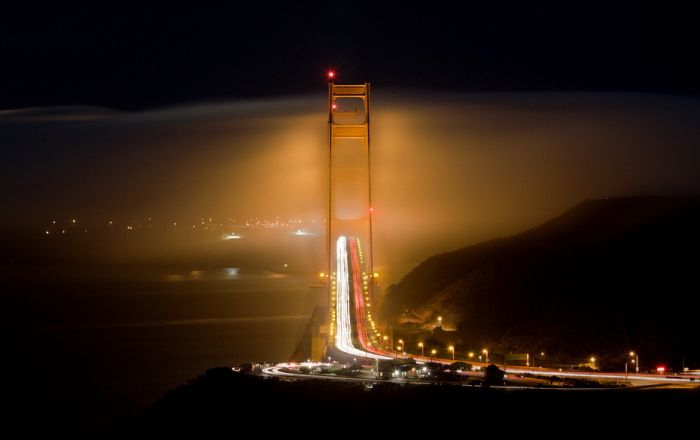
[327,70,335,80]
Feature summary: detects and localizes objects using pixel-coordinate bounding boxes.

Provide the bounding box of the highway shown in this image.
[262,362,698,387]
[262,364,398,384]
[260,363,698,389]
[502,367,698,384]
[333,236,390,360]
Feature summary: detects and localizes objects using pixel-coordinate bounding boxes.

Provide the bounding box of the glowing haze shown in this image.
[3,91,700,280]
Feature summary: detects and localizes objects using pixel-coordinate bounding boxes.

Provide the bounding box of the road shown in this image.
[262,362,698,388]
[261,365,398,384]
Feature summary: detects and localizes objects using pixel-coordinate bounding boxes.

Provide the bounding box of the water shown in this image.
[1,264,326,429]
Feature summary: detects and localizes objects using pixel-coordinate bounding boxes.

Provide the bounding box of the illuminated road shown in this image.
[501,367,699,383]
[333,236,390,360]
[260,363,698,388]
[261,364,397,384]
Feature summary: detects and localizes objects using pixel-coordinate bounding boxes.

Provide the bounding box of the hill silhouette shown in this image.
[119,368,698,437]
[381,196,700,370]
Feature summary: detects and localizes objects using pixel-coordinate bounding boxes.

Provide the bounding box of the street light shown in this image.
[630,351,639,373]
[468,352,474,359]
[430,349,437,362]
[437,316,443,328]
[448,345,455,361]
[626,351,638,380]
[383,335,388,349]
[482,348,489,363]
[418,342,424,357]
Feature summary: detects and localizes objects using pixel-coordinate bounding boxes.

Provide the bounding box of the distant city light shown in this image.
[221,233,241,240]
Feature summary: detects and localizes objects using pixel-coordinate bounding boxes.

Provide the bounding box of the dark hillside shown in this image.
[381,196,700,369]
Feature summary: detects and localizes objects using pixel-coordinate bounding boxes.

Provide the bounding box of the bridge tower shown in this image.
[326,72,380,354]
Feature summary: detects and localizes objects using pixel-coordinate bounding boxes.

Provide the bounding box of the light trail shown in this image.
[350,238,369,349]
[262,365,402,384]
[262,364,697,386]
[502,367,699,383]
[334,236,353,355]
[333,236,390,360]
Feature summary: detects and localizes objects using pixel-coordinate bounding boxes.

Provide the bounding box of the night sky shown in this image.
[4,3,700,266]
[2,3,700,109]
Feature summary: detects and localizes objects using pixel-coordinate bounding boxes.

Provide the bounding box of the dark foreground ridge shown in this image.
[113,367,699,437]
[382,196,700,369]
